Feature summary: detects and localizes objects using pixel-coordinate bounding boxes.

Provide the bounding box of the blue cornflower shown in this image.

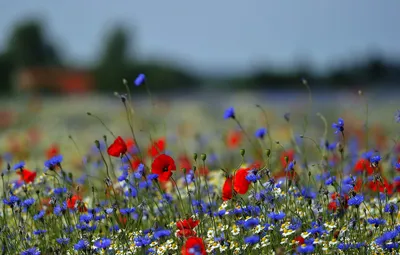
[244,235,260,245]
[120,207,135,215]
[13,161,25,170]
[147,173,159,180]
[162,193,173,203]
[325,176,336,186]
[370,155,381,167]
[134,73,146,86]
[134,236,151,247]
[21,247,40,255]
[223,107,235,119]
[367,218,386,227]
[384,203,399,214]
[94,238,111,249]
[124,187,138,198]
[44,155,63,169]
[79,213,93,223]
[134,163,145,179]
[332,118,344,134]
[53,187,67,195]
[395,110,400,123]
[22,198,35,208]
[245,170,260,183]
[297,243,315,253]
[3,195,20,206]
[254,128,267,139]
[33,229,47,235]
[286,161,295,172]
[74,240,89,251]
[268,212,285,221]
[139,180,152,189]
[56,238,70,245]
[243,218,260,229]
[153,229,171,239]
[109,225,120,232]
[185,169,195,184]
[118,170,128,182]
[348,194,364,206]
[289,217,302,230]
[301,188,316,200]
[33,210,45,221]
[105,208,113,214]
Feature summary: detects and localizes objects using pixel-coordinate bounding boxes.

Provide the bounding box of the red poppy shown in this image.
[280,150,294,169]
[368,178,393,195]
[293,236,305,245]
[233,168,251,195]
[148,138,166,157]
[179,155,192,171]
[353,178,363,192]
[177,218,200,230]
[328,201,338,212]
[46,144,59,159]
[222,177,234,201]
[181,237,207,255]
[107,136,127,157]
[66,195,87,212]
[16,169,36,183]
[177,229,197,238]
[196,166,209,176]
[176,218,199,237]
[354,158,374,175]
[226,130,242,149]
[131,157,143,172]
[151,154,176,182]
[394,178,400,192]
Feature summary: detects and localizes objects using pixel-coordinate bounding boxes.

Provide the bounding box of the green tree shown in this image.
[7,20,61,68]
[95,26,131,91]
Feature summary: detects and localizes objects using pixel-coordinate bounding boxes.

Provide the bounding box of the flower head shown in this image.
[134,73,146,86]
[395,110,400,123]
[223,107,235,119]
[181,237,206,255]
[254,128,267,139]
[348,194,363,207]
[332,118,344,134]
[233,168,251,194]
[107,136,127,157]
[151,154,176,182]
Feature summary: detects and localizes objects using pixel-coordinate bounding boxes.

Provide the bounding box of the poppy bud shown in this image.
[95,140,101,149]
[265,149,271,157]
[201,153,207,161]
[240,149,245,157]
[193,153,198,161]
[284,156,289,164]
[103,135,107,142]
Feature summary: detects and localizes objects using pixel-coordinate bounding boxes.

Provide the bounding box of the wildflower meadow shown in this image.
[2,75,400,255]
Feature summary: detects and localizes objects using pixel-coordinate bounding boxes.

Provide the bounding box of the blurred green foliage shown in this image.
[0,19,399,94]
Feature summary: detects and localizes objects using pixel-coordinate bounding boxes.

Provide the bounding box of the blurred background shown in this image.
[0,1,399,167]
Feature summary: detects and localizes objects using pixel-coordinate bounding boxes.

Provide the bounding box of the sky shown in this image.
[0,1,399,75]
